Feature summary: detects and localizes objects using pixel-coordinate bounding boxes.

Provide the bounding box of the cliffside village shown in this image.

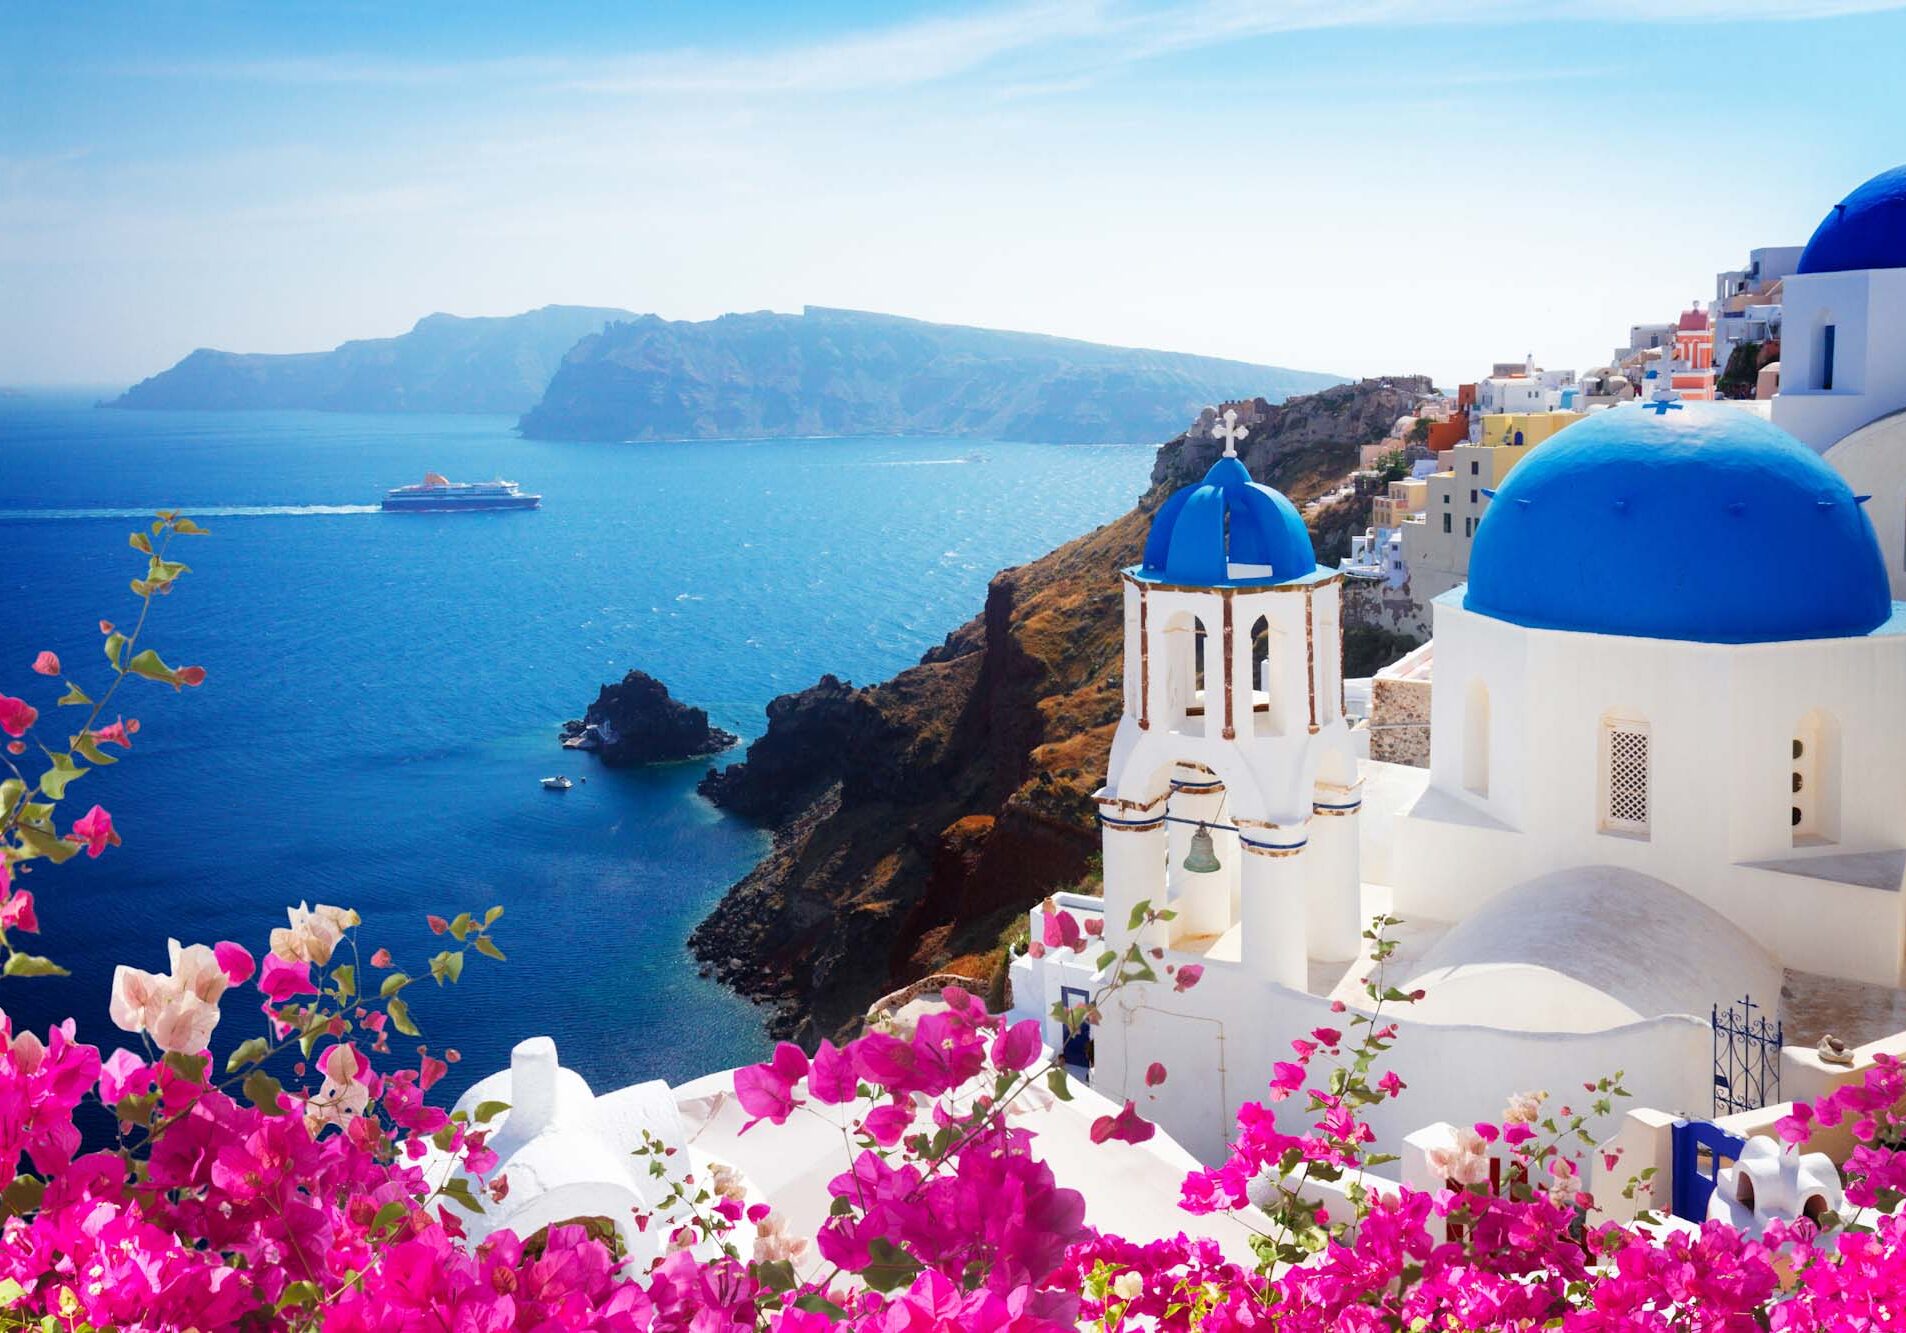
[434,165,1906,1270]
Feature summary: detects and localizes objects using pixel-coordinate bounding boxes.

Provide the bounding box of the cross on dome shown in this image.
[1647,386,1684,416]
[1211,407,1248,458]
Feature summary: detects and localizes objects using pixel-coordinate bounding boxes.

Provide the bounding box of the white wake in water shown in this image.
[0,504,383,521]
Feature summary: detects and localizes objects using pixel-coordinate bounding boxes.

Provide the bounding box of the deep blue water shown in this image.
[0,396,1151,1099]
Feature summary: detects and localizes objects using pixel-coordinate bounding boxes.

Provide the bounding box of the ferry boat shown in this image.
[382,473,540,512]
[541,776,573,792]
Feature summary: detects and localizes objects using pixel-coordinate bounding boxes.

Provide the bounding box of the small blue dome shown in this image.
[1140,456,1316,585]
[1798,165,1906,275]
[1466,404,1892,644]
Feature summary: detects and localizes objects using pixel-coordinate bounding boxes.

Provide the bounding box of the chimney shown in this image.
[507,1036,560,1140]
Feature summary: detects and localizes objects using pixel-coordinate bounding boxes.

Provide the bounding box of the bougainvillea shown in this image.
[1,517,1903,1331]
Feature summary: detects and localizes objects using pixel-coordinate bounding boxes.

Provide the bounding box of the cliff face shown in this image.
[519,306,1344,445]
[691,376,1432,1040]
[108,306,634,414]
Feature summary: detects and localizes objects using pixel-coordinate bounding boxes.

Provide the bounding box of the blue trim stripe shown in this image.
[1313,800,1363,813]
[1242,836,1307,853]
[1097,811,1166,828]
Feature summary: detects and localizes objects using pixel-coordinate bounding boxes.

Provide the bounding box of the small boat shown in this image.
[541,776,573,791]
[383,473,540,512]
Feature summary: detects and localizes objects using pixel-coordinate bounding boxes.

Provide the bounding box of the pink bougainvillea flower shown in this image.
[258,952,317,1001]
[808,1038,857,1105]
[863,1101,912,1147]
[213,940,255,986]
[30,652,59,676]
[989,1018,1043,1072]
[4,742,21,756]
[0,695,38,738]
[370,947,392,968]
[1145,1062,1168,1087]
[89,718,132,749]
[1091,1099,1157,1145]
[1174,963,1204,992]
[70,805,118,858]
[0,890,38,934]
[176,665,207,687]
[734,1041,809,1129]
[1041,909,1084,952]
[98,1046,152,1104]
[269,901,357,966]
[1310,1026,1343,1046]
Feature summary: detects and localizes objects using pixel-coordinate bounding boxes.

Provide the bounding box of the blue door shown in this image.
[1059,985,1091,1078]
[1671,1119,1746,1223]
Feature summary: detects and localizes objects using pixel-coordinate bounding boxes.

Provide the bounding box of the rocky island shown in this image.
[690,376,1433,1040]
[562,670,738,766]
[518,306,1344,445]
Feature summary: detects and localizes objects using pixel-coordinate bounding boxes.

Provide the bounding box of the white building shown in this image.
[1776,166,1906,451]
[1019,400,1906,1165]
[1713,245,1803,377]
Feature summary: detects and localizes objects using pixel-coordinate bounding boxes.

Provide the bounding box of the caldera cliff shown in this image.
[691,376,1433,1041]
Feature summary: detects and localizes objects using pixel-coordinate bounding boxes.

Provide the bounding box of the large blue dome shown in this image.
[1465,404,1892,644]
[1139,456,1316,586]
[1798,165,1906,275]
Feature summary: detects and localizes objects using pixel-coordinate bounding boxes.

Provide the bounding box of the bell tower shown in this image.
[1098,409,1363,993]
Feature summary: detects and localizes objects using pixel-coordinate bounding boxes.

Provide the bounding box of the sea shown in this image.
[0,394,1154,1099]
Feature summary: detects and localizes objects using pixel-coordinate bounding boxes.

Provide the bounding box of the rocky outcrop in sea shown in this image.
[562,670,737,766]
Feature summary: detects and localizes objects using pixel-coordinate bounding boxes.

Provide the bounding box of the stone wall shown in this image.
[1370,671,1431,767]
[1342,574,1433,642]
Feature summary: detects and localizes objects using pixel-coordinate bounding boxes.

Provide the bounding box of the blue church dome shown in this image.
[1139,455,1316,586]
[1465,404,1892,644]
[1798,165,1906,275]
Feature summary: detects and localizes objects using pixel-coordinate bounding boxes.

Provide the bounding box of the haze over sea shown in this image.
[0,395,1153,1097]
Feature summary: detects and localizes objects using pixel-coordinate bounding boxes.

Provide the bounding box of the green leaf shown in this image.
[387,996,420,1037]
[0,1275,25,1304]
[380,971,411,998]
[1046,1067,1073,1102]
[225,1036,271,1073]
[0,779,21,815]
[243,1069,286,1114]
[332,964,355,999]
[472,935,505,962]
[13,826,78,864]
[164,1050,209,1083]
[754,1258,797,1293]
[792,1292,849,1318]
[429,950,464,986]
[37,753,88,800]
[1127,900,1151,931]
[275,1280,323,1311]
[861,1238,922,1293]
[126,649,181,688]
[72,735,116,766]
[448,912,474,942]
[128,531,152,554]
[473,1099,510,1124]
[370,1200,409,1235]
[103,632,126,671]
[172,517,207,535]
[3,953,69,978]
[56,683,91,707]
[483,905,505,927]
[438,1176,485,1214]
[0,1178,41,1222]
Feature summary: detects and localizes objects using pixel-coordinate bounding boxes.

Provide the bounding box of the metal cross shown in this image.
[1647,386,1684,416]
[1211,407,1248,457]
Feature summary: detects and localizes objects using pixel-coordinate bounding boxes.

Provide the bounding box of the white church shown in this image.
[1008,165,1906,1164]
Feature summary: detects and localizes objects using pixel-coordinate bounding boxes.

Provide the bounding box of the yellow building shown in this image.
[1474,410,1585,449]
[1371,477,1427,529]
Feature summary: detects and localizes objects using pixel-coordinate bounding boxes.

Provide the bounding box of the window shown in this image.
[1821,324,1837,392]
[1470,460,1480,475]
[1470,489,1478,504]
[1443,512,1452,533]
[1600,715,1651,838]
[1792,710,1840,845]
[1464,516,1474,537]
[1463,680,1489,797]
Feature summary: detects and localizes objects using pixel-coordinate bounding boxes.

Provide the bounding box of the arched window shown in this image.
[1599,710,1651,839]
[1463,679,1489,797]
[1250,614,1271,703]
[1792,710,1840,845]
[1161,611,1210,731]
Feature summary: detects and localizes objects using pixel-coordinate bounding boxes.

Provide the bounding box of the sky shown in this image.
[5,0,1906,391]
